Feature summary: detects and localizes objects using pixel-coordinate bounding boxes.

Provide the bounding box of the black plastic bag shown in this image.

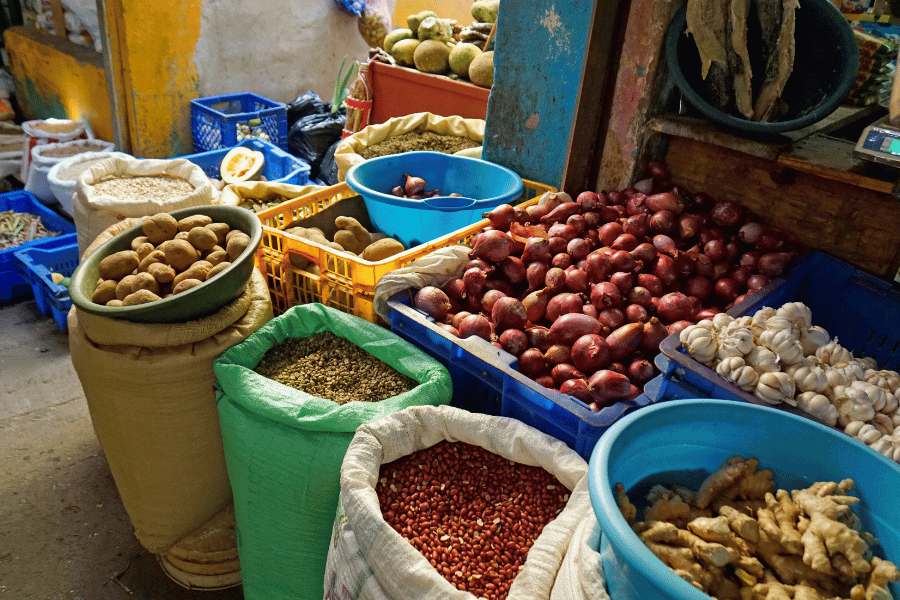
[318,140,341,186]
[288,110,346,178]
[286,91,330,129]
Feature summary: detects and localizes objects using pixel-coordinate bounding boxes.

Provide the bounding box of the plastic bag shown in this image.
[287,90,330,129]
[372,246,469,321]
[334,0,365,16]
[214,304,452,600]
[318,140,341,186]
[288,110,346,178]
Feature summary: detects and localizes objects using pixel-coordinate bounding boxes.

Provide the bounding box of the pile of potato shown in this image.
[91,212,250,306]
[286,216,404,263]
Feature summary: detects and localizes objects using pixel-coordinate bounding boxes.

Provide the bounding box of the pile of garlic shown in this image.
[679,302,900,463]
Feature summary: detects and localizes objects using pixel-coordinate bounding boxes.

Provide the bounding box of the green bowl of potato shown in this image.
[70,205,262,323]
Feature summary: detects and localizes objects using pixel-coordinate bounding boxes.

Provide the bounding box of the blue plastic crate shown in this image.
[179,138,310,185]
[0,191,76,303]
[652,251,900,406]
[387,292,655,459]
[191,92,288,152]
[14,242,78,331]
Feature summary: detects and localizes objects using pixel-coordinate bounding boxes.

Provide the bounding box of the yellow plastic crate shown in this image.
[255,179,555,321]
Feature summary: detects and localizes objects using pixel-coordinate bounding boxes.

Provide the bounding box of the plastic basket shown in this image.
[386,291,658,459]
[14,242,78,331]
[0,191,76,303]
[190,93,288,152]
[651,251,900,408]
[255,179,554,321]
[179,138,310,186]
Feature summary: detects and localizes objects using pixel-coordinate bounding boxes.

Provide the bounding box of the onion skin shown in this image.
[756,232,782,251]
[544,344,572,366]
[522,237,551,264]
[640,317,668,354]
[610,271,635,295]
[481,289,507,314]
[704,239,726,262]
[628,286,653,308]
[546,292,585,322]
[583,211,601,227]
[606,322,644,360]
[571,334,611,372]
[693,254,714,277]
[626,194,648,216]
[471,230,511,263]
[576,191,601,210]
[567,238,591,261]
[730,267,750,286]
[609,362,627,375]
[552,363,585,386]
[560,378,591,402]
[583,303,598,318]
[757,252,792,277]
[610,250,636,272]
[625,304,649,323]
[624,214,650,238]
[518,348,548,376]
[458,314,493,340]
[710,200,743,227]
[649,210,675,233]
[694,308,719,320]
[466,258,490,271]
[657,292,698,323]
[526,262,549,290]
[738,222,764,245]
[463,267,488,297]
[678,214,702,239]
[739,251,759,270]
[545,267,567,293]
[527,326,551,351]
[526,204,550,222]
[637,274,663,297]
[567,214,587,235]
[628,359,655,384]
[588,370,632,402]
[598,308,626,331]
[414,286,452,321]
[590,281,622,310]
[646,192,682,214]
[499,328,529,356]
[492,297,527,332]
[565,268,589,293]
[484,204,516,230]
[551,253,573,269]
[522,288,551,322]
[549,313,603,346]
[598,223,624,247]
[547,236,568,255]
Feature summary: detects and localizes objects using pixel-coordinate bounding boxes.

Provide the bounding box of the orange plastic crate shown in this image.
[255,180,555,321]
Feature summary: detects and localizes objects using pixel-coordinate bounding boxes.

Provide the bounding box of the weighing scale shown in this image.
[854,49,900,169]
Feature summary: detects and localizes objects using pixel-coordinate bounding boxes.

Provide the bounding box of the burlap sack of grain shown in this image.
[158,505,242,590]
[323,405,604,600]
[334,112,484,180]
[218,180,320,211]
[74,156,217,256]
[68,219,273,553]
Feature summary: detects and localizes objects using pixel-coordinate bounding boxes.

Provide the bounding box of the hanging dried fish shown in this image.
[754,0,800,121]
[686,0,732,111]
[728,0,754,119]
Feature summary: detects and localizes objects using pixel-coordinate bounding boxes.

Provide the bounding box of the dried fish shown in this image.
[729,0,754,119]
[754,0,799,121]
[686,0,732,110]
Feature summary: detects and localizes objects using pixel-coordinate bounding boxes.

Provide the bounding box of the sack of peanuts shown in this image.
[323,405,605,600]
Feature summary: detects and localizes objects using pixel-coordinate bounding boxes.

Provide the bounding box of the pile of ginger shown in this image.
[616,457,899,599]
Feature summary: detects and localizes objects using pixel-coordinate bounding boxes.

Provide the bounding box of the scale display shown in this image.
[854,120,900,168]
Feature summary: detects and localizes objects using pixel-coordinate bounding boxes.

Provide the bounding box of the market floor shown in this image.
[0,300,243,600]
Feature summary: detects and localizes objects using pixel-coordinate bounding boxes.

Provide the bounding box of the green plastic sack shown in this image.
[213,303,452,600]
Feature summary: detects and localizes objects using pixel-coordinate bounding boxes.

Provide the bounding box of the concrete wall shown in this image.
[393,0,472,26]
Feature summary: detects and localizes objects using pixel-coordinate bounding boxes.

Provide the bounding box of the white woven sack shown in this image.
[47,151,131,216]
[74,157,217,255]
[550,516,608,600]
[26,140,116,204]
[323,405,599,600]
[20,118,86,180]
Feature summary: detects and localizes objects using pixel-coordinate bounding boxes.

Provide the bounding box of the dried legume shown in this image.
[0,211,57,250]
[360,131,479,159]
[91,175,194,202]
[377,441,568,600]
[255,332,416,404]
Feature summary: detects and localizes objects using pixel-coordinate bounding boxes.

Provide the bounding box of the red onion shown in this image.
[710,200,743,227]
[485,278,514,296]
[738,222,764,245]
[500,257,526,284]
[633,177,654,195]
[652,234,677,256]
[739,251,759,270]
[548,223,577,241]
[527,326,551,351]
[628,359,655,384]
[624,214,650,238]
[704,239,727,262]
[567,214,587,234]
[730,267,750,286]
[443,278,466,305]
[678,214,702,239]
[545,267,567,292]
[414,286,452,321]
[565,268,589,293]
[610,271,635,295]
[514,207,528,223]
[547,236,568,254]
[583,211,601,227]
[588,370,632,402]
[439,323,460,336]
[667,320,692,335]
[583,303,598,318]
[526,204,550,222]
[628,286,653,307]
[714,278,739,301]
[608,191,626,206]
[471,230,511,263]
[685,276,712,301]
[483,204,516,230]
[612,233,639,252]
[646,192,682,214]
[463,267,488,298]
[626,194,648,216]
[610,250,636,272]
[590,281,622,310]
[630,242,657,265]
[586,252,611,282]
[522,288,551,322]
[725,241,740,261]
[625,304,649,323]
[560,378,591,402]
[458,314,492,340]
[657,292,698,323]
[576,191,601,210]
[694,253,714,277]
[567,238,591,260]
[585,229,599,245]
[647,161,670,180]
[541,202,580,224]
[695,308,719,320]
[544,344,571,366]
[757,252,792,277]
[609,362,626,375]
[711,261,730,280]
[673,253,695,278]
[551,253,573,269]
[522,238,551,264]
[653,255,677,286]
[499,329,528,356]
[700,226,724,244]
[756,232,783,251]
[452,311,473,330]
[481,289,507,314]
[747,274,769,291]
[571,334,611,372]
[637,274,663,296]
[466,258,490,271]
[552,363,585,386]
[641,317,668,354]
[649,210,675,233]
[526,262,549,290]
[518,348,547,376]
[598,308,626,331]
[546,293,584,322]
[549,313,603,346]
[606,322,644,360]
[535,376,555,388]
[598,222,624,246]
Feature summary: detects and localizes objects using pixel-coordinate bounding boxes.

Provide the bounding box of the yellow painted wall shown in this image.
[5,27,114,141]
[393,0,472,26]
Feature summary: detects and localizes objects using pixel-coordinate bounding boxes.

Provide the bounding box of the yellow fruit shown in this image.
[469,50,494,88]
[220,147,264,184]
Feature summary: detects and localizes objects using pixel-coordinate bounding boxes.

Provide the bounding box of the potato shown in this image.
[225,229,245,243]
[142,213,178,244]
[91,279,118,305]
[131,235,151,251]
[135,242,155,260]
[147,262,176,284]
[206,261,231,280]
[205,249,228,266]
[360,238,405,261]
[205,244,225,256]
[99,250,140,280]
[116,272,159,300]
[173,260,212,286]
[172,278,203,295]
[207,222,230,245]
[138,250,166,272]
[162,239,199,272]
[334,230,367,254]
[177,214,212,232]
[226,232,250,260]
[188,226,218,251]
[122,289,161,305]
[106,299,124,307]
[175,231,190,241]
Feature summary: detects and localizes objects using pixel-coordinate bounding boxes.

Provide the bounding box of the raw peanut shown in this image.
[99,250,139,280]
[115,272,159,300]
[106,299,124,307]
[130,235,151,251]
[172,278,203,295]
[174,231,190,241]
[177,214,212,232]
[206,261,231,280]
[142,213,178,244]
[122,289,161,305]
[135,242,155,260]
[91,280,118,304]
[173,260,212,286]
[226,232,250,260]
[187,226,218,251]
[205,249,227,266]
[147,262,176,284]
[207,222,230,245]
[138,250,166,272]
[162,239,199,271]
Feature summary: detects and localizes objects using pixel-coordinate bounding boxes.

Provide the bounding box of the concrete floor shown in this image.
[0,300,243,600]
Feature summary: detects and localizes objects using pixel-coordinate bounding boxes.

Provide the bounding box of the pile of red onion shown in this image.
[412,162,798,412]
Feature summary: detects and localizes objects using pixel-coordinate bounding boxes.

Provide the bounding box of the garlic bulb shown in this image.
[823,367,849,391]
[792,364,828,394]
[866,369,900,393]
[776,302,812,329]
[870,438,893,457]
[796,392,837,426]
[750,307,776,338]
[755,372,795,405]
[799,325,830,356]
[725,316,753,333]
[892,446,900,463]
[680,325,718,365]
[715,357,759,392]
[746,345,780,373]
[856,423,882,445]
[851,381,887,412]
[711,313,734,330]
[759,328,805,366]
[764,316,797,337]
[883,391,898,415]
[844,420,866,437]
[837,361,865,382]
[872,413,894,436]
[716,328,754,360]
[857,356,878,371]
[816,339,853,367]
[833,385,876,424]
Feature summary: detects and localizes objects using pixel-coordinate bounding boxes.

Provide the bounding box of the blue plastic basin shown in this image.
[345,151,524,247]
[589,400,900,600]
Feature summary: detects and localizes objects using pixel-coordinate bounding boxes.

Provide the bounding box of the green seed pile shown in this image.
[360,131,480,159]
[255,332,416,404]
